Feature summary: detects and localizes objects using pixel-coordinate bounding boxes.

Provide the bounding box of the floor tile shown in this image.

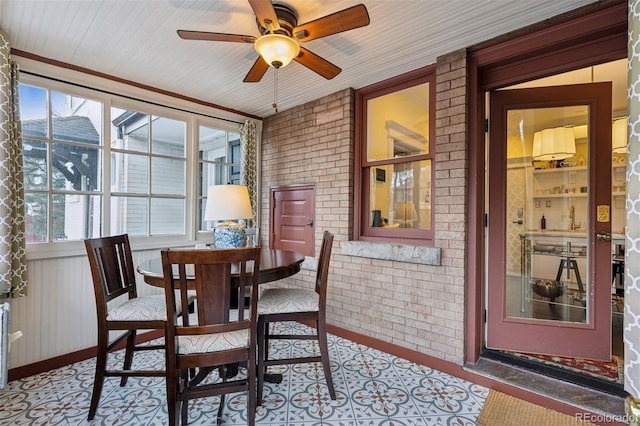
[0,323,488,424]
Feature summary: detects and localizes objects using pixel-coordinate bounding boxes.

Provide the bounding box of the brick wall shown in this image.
[261,50,468,364]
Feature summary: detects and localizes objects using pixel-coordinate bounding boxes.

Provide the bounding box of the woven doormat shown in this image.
[477,390,597,426]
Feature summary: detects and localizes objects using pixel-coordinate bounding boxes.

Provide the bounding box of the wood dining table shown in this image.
[137,247,305,288]
[137,247,305,385]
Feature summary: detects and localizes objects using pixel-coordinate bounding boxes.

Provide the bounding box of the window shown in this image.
[355,67,435,244]
[20,84,103,242]
[18,76,250,246]
[110,108,186,236]
[197,125,241,231]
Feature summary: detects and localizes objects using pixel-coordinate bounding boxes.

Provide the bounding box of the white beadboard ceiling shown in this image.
[0,0,598,118]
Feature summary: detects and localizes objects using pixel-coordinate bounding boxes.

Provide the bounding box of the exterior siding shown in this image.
[260,50,468,364]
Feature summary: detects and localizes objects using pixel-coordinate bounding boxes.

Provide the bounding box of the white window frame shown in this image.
[18,69,260,260]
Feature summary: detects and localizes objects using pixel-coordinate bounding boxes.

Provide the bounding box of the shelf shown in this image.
[533,166,587,174]
[533,193,587,199]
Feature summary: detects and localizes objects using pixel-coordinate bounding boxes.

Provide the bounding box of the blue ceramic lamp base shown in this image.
[214,222,247,248]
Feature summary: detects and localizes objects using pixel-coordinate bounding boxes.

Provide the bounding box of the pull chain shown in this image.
[272,67,278,113]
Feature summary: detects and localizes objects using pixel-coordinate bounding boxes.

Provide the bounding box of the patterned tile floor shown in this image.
[0,322,489,425]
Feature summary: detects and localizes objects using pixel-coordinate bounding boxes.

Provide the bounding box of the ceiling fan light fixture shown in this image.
[255,33,299,68]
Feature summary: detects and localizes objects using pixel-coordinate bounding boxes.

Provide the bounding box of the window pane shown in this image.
[20,84,48,137]
[369,160,431,230]
[52,194,101,240]
[151,157,185,195]
[111,196,148,236]
[25,193,48,243]
[150,198,184,235]
[200,162,229,196]
[51,91,102,144]
[23,140,48,190]
[111,152,148,194]
[367,82,430,161]
[152,116,186,156]
[199,126,227,161]
[110,108,149,152]
[51,143,102,191]
[229,138,241,184]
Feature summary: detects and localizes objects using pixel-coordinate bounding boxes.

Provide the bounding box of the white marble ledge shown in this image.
[342,241,441,266]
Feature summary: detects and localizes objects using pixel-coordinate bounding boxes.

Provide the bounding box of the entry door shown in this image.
[270,184,315,256]
[486,83,612,360]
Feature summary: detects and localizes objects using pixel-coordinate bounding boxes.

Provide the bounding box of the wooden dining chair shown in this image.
[161,246,261,426]
[84,234,194,420]
[256,230,335,403]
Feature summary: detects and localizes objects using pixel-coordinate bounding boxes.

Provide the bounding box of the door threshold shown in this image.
[482,349,625,396]
[465,352,626,418]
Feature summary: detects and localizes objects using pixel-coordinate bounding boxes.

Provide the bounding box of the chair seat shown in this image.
[107,294,167,321]
[178,329,249,354]
[258,288,319,315]
[107,291,196,322]
[177,310,251,354]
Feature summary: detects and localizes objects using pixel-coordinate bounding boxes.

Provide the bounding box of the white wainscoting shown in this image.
[8,248,167,369]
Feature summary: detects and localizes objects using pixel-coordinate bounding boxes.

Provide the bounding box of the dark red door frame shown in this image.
[465,1,627,364]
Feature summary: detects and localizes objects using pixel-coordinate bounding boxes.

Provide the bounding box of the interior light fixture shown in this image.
[612,117,628,154]
[532,127,576,161]
[255,34,300,69]
[204,184,254,248]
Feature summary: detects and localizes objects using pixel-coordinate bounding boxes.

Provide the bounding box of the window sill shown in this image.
[342,240,441,266]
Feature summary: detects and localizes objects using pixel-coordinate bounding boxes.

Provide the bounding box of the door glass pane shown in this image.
[505,105,589,324]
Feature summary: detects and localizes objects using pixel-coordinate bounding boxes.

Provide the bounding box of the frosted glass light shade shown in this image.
[532,127,576,161]
[612,118,628,154]
[255,34,300,68]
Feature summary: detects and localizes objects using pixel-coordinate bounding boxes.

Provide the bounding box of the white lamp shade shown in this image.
[254,34,300,68]
[204,185,253,222]
[532,127,576,161]
[612,118,628,154]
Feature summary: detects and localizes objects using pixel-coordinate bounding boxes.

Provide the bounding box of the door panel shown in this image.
[271,184,315,256]
[487,83,612,360]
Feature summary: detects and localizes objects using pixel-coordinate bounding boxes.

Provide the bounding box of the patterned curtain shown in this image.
[0,31,27,297]
[626,0,640,403]
[240,119,258,226]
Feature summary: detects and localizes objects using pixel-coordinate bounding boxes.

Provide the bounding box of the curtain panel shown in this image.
[0,31,27,297]
[240,120,258,231]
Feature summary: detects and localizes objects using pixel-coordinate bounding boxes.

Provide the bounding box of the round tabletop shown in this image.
[137,248,305,287]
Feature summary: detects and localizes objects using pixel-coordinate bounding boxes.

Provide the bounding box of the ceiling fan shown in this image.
[177,0,370,83]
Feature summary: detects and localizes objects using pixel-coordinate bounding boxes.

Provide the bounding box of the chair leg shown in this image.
[166,368,178,426]
[120,330,136,387]
[317,318,336,400]
[216,365,230,425]
[257,318,266,405]
[88,335,109,420]
[248,354,256,426]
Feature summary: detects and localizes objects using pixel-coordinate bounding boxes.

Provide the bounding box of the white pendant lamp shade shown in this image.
[255,34,300,68]
[532,127,576,161]
[612,117,628,154]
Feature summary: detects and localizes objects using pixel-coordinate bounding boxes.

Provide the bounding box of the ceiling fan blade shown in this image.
[177,30,255,43]
[248,0,280,31]
[244,56,270,82]
[294,47,341,80]
[294,4,369,42]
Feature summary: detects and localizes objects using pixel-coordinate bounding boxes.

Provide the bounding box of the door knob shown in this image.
[596,232,611,241]
[306,217,314,227]
[512,220,523,225]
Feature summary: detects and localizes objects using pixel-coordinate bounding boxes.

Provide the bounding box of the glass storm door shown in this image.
[486,83,612,360]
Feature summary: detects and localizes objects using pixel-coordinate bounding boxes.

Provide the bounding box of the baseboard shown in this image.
[8,329,163,382]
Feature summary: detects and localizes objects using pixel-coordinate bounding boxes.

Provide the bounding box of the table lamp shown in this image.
[204,184,254,248]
